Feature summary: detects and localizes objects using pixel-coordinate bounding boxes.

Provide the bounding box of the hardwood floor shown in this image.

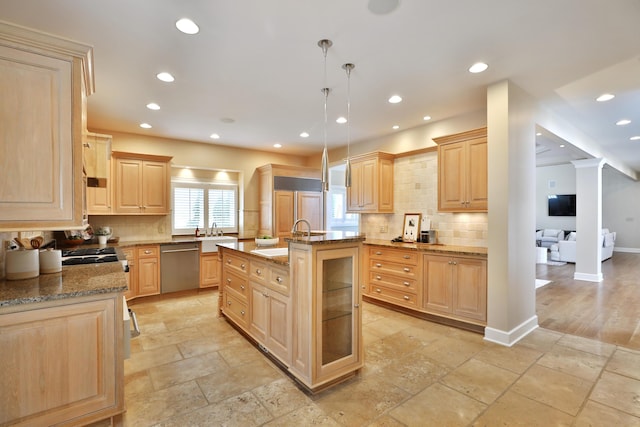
[536,252,640,350]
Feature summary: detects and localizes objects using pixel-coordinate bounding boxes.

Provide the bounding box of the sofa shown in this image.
[549,229,616,263]
[536,229,565,248]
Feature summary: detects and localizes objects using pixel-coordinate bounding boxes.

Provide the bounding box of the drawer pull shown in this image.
[403,295,410,300]
[376,275,381,280]
[375,263,382,268]
[375,288,381,293]
[403,281,410,286]
[255,268,262,275]
[227,259,232,264]
[241,263,246,269]
[403,255,410,259]
[226,278,231,284]
[375,251,382,255]
[276,277,283,283]
[145,250,152,254]
[403,267,410,272]
[227,301,231,306]
[354,304,360,308]
[263,292,270,298]
[240,310,245,316]
[240,285,245,290]
[361,285,366,289]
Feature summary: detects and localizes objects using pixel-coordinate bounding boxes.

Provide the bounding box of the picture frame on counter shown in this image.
[403,213,421,242]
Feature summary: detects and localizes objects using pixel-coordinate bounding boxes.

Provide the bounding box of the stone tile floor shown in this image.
[120,290,640,426]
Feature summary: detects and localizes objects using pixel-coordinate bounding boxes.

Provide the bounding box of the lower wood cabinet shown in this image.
[365,246,421,310]
[137,245,160,297]
[423,254,487,322]
[250,282,291,364]
[0,294,124,426]
[200,252,221,288]
[122,247,136,300]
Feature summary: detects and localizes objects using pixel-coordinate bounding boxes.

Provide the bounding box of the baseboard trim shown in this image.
[574,272,603,282]
[614,247,640,254]
[484,315,539,347]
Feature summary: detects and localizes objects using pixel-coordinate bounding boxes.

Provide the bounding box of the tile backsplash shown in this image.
[88,215,172,242]
[359,151,488,247]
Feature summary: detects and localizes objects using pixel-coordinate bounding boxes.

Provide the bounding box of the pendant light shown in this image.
[342,63,355,187]
[318,39,332,192]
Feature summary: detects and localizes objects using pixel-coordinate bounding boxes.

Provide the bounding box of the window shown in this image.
[326,164,359,232]
[172,181,238,235]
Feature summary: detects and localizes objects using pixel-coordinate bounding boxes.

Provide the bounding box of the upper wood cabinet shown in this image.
[258,164,323,237]
[112,151,172,215]
[346,152,394,213]
[85,132,113,214]
[434,127,487,212]
[0,22,94,231]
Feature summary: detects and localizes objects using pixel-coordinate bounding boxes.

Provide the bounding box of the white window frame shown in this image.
[171,179,238,235]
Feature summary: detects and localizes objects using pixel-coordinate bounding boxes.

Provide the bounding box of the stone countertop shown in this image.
[0,262,127,308]
[218,232,366,266]
[364,238,488,257]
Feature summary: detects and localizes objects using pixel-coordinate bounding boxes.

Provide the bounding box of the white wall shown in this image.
[536,164,577,231]
[603,167,640,251]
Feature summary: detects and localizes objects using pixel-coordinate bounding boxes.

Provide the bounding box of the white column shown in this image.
[484,80,539,346]
[571,158,605,282]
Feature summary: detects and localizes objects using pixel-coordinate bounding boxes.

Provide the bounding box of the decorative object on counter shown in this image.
[403,212,421,242]
[5,249,39,280]
[195,226,200,237]
[39,248,62,274]
[318,38,332,192]
[64,231,85,246]
[107,236,120,244]
[343,62,355,188]
[95,226,112,245]
[255,236,279,246]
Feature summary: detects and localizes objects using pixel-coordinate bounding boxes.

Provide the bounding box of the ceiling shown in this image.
[2,0,640,172]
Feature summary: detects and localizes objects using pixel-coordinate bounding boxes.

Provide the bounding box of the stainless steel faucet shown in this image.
[210,222,223,236]
[291,218,311,237]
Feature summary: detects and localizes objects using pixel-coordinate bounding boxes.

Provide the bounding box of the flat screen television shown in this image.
[548,194,576,216]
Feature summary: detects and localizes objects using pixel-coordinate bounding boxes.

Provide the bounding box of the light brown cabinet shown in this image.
[0,294,124,426]
[222,251,250,328]
[364,246,422,310]
[0,22,93,231]
[258,164,323,237]
[200,252,221,288]
[423,253,487,323]
[346,152,394,213]
[137,245,160,296]
[434,127,487,212]
[112,151,172,215]
[85,132,113,214]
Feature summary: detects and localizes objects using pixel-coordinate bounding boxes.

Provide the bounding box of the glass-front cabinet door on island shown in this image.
[315,246,361,380]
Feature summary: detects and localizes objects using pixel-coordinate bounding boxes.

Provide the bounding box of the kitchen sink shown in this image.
[196,235,238,253]
[251,247,289,258]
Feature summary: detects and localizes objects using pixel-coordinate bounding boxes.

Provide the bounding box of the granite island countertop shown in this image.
[0,262,127,308]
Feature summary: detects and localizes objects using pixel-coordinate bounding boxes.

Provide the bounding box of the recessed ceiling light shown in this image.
[300,132,309,138]
[559,144,565,148]
[336,117,347,124]
[210,133,220,139]
[630,136,640,141]
[596,93,615,102]
[392,125,400,130]
[175,18,199,35]
[273,143,282,148]
[156,72,175,82]
[536,132,542,136]
[616,119,631,126]
[423,116,431,121]
[469,62,488,73]
[368,0,400,15]
[140,123,152,129]
[388,95,402,104]
[220,117,235,123]
[146,103,160,110]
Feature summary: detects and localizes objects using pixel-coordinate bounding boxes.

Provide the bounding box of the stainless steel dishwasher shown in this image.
[160,242,200,293]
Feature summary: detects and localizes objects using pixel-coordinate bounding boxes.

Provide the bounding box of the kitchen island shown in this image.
[218,231,365,393]
[0,263,127,426]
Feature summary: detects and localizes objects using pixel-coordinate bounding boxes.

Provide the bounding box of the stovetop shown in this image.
[61,247,119,265]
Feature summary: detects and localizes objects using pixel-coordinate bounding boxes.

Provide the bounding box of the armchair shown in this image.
[536,229,565,248]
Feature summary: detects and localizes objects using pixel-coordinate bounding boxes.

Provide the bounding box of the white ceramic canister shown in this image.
[5,249,40,280]
[39,248,62,274]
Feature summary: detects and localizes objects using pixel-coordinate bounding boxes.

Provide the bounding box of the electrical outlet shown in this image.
[379,225,388,233]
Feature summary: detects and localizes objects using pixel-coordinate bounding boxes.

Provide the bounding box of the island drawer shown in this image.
[368,259,419,279]
[368,271,418,294]
[223,270,249,301]
[223,291,248,328]
[368,247,419,265]
[223,252,249,276]
[368,283,419,309]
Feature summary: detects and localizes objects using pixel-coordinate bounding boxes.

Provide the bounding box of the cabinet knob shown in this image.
[227,301,231,306]
[226,278,231,284]
[403,295,410,300]
[361,286,366,289]
[376,275,381,280]
[453,261,458,265]
[375,288,381,293]
[255,268,262,275]
[375,263,382,267]
[403,281,410,286]
[263,292,269,298]
[240,285,245,290]
[354,304,360,308]
[227,259,231,264]
[276,277,283,283]
[241,263,246,269]
[240,310,245,316]
[403,255,410,259]
[375,251,382,255]
[403,267,410,272]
